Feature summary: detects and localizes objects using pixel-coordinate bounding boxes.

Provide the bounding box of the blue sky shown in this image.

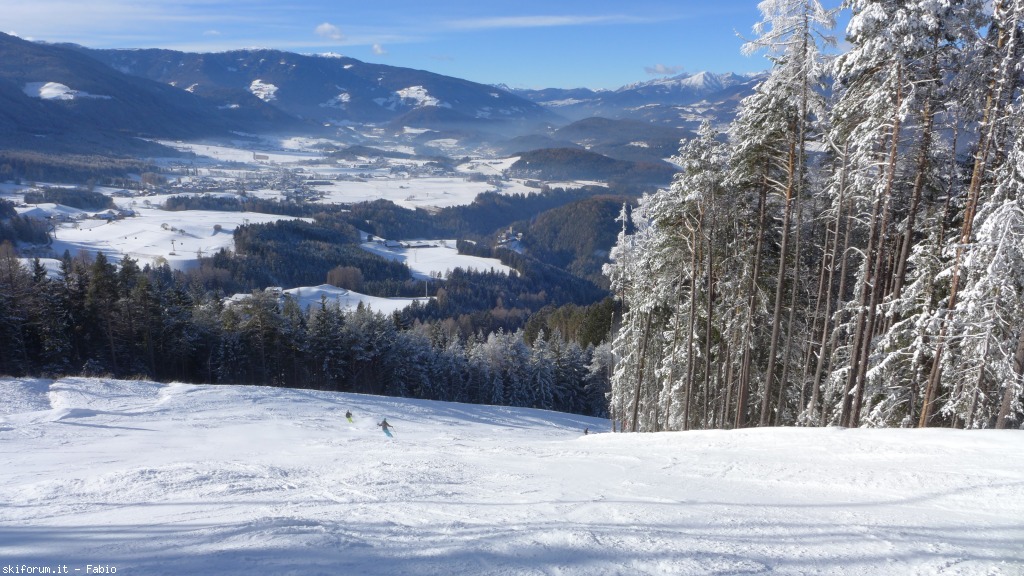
[5,1,811,89]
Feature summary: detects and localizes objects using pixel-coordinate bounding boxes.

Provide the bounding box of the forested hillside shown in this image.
[507,148,677,189]
[605,0,1024,431]
[515,195,632,286]
[0,243,612,416]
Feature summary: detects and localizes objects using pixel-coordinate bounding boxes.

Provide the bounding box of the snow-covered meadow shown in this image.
[47,207,305,271]
[1,377,1021,576]
[360,237,515,280]
[226,284,430,316]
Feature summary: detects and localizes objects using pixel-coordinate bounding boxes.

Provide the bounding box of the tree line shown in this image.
[507,148,677,189]
[0,150,160,187]
[605,0,1024,431]
[0,199,49,245]
[0,244,611,417]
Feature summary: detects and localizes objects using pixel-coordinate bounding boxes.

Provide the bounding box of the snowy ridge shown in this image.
[618,71,742,94]
[1,377,1022,575]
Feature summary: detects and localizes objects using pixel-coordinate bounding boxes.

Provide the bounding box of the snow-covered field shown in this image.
[227,284,430,315]
[1,377,1022,576]
[155,139,542,210]
[360,238,515,279]
[47,207,306,271]
[309,176,501,210]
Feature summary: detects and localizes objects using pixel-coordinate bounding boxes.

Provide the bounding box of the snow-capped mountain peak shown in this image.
[620,71,743,95]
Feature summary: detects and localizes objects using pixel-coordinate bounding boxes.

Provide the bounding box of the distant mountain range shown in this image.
[507,71,764,128]
[72,45,560,135]
[0,31,762,157]
[0,32,264,153]
[495,116,692,166]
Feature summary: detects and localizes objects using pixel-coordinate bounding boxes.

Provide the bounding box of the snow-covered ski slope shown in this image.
[1,377,1022,576]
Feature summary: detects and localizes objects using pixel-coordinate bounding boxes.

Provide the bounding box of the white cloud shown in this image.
[372,43,387,55]
[446,14,648,30]
[644,64,684,76]
[315,22,344,41]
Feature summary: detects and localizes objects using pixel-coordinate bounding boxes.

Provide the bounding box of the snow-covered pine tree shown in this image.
[845,0,987,427]
[604,122,728,431]
[738,0,835,426]
[921,0,1024,426]
[307,296,346,390]
[530,330,556,410]
[605,197,664,431]
[941,110,1024,429]
[823,0,977,426]
[0,242,33,374]
[585,342,614,419]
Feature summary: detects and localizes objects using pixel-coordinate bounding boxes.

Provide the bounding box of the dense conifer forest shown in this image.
[605,0,1024,431]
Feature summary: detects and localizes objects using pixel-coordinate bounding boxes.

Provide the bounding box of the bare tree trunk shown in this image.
[889,38,939,312]
[776,199,805,425]
[703,257,715,428]
[810,142,852,425]
[702,201,717,429]
[736,178,769,429]
[844,61,904,427]
[683,228,701,431]
[761,133,798,426]
[664,269,687,430]
[841,178,883,427]
[850,89,902,426]
[801,194,831,423]
[629,312,654,432]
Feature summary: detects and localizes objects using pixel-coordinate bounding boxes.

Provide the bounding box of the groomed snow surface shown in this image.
[1,378,1022,576]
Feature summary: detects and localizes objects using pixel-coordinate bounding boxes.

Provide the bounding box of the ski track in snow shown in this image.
[1,377,1022,575]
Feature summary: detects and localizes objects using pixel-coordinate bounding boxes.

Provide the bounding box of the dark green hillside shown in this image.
[516,196,631,287]
[0,33,246,145]
[341,187,609,241]
[494,134,581,156]
[507,148,676,189]
[553,117,690,163]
